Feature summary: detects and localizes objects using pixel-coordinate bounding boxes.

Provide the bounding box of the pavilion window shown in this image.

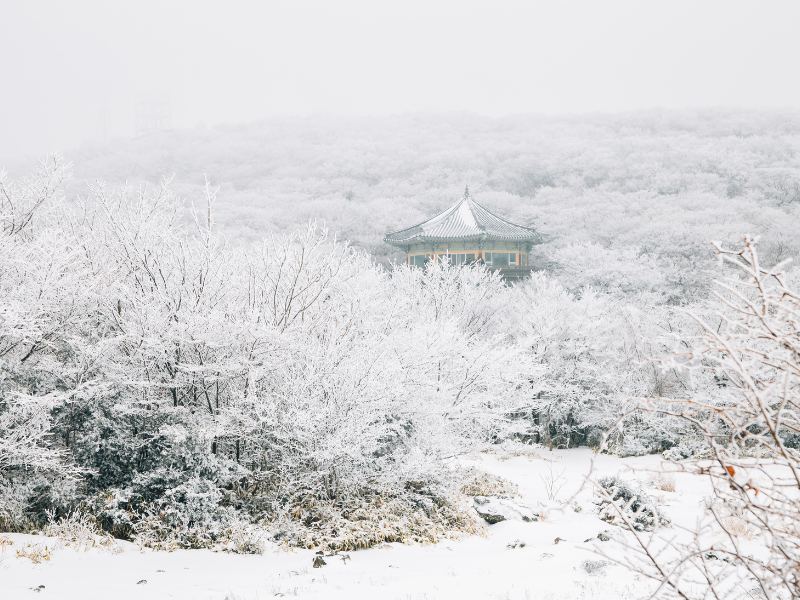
[484,252,511,267]
[442,252,478,266]
[411,255,428,267]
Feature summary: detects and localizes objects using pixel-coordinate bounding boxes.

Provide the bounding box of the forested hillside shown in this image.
[63,110,800,304]
[3,111,800,599]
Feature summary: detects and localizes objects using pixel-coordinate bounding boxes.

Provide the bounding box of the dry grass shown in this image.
[217,519,268,555]
[277,492,483,552]
[15,544,52,563]
[651,473,677,493]
[491,441,542,460]
[43,510,119,552]
[720,515,755,540]
[460,469,518,497]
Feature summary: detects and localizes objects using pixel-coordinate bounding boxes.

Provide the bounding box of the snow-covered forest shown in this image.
[58,110,800,304]
[1,111,800,599]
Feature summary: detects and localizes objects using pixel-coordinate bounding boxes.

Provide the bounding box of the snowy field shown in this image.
[0,449,710,600]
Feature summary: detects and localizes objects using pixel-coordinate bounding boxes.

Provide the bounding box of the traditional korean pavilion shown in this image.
[384,187,541,281]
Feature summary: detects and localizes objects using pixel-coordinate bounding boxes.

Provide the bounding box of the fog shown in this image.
[4,4,800,599]
[3,0,800,157]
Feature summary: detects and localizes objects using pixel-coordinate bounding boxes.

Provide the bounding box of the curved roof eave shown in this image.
[384,232,542,246]
[384,187,541,248]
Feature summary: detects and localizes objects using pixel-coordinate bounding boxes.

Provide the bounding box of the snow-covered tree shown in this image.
[613,238,800,599]
[511,274,690,454]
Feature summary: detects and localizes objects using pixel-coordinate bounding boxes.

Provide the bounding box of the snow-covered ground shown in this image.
[0,449,710,600]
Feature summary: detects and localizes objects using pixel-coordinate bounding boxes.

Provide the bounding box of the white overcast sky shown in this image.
[2,0,799,157]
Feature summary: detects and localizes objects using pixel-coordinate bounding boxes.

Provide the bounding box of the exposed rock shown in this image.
[582,530,612,543]
[312,555,327,568]
[582,559,611,575]
[506,539,526,549]
[472,496,539,524]
[136,579,148,585]
[476,510,506,524]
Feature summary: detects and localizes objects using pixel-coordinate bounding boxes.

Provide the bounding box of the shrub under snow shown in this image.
[0,161,530,549]
[595,476,670,532]
[0,160,717,552]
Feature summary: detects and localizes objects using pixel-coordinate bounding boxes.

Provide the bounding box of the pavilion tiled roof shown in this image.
[384,187,541,247]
